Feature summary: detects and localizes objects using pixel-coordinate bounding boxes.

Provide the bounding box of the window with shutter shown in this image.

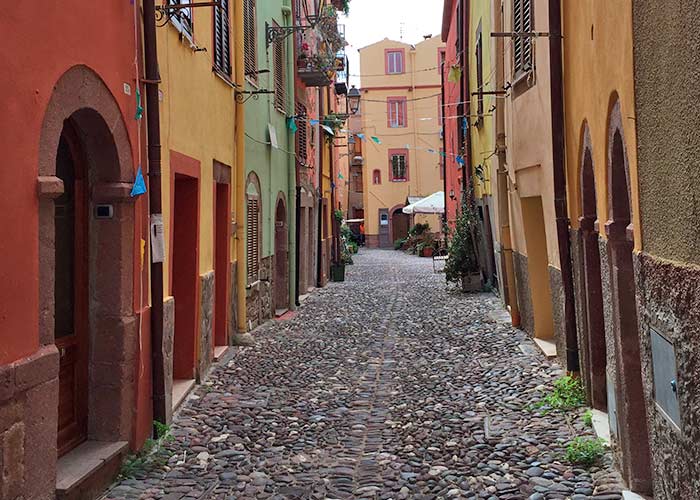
[295,103,308,164]
[214,0,232,76]
[273,23,286,113]
[513,0,533,77]
[387,97,407,128]
[244,0,258,82]
[385,50,405,74]
[475,22,484,121]
[246,197,260,283]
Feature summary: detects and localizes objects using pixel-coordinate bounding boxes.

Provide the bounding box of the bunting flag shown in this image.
[135,89,144,121]
[287,117,298,133]
[309,119,320,126]
[338,172,344,180]
[456,155,465,165]
[462,117,468,131]
[130,166,147,197]
[427,148,435,153]
[439,151,447,157]
[370,136,381,144]
[448,64,462,83]
[357,133,366,140]
[320,124,334,135]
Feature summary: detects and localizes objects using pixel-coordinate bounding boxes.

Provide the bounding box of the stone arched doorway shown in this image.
[391,207,410,244]
[38,65,136,456]
[578,124,607,411]
[274,195,289,313]
[605,98,652,493]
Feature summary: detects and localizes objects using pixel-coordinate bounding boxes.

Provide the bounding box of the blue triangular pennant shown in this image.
[357,133,366,140]
[287,117,298,134]
[309,119,320,126]
[130,166,147,197]
[456,155,465,165]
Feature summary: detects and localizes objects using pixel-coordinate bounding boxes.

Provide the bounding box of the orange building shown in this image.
[359,36,446,248]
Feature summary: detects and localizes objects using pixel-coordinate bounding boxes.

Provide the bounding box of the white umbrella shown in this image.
[402,191,445,214]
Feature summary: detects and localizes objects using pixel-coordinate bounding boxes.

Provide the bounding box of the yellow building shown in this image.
[359,36,445,248]
[155,1,243,412]
[562,1,649,493]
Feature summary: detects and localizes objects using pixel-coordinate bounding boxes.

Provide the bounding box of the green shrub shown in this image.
[394,238,407,250]
[582,409,593,427]
[565,437,606,467]
[534,375,586,413]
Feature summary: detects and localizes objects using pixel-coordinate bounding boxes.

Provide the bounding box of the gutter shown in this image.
[440,54,448,228]
[548,0,579,372]
[142,0,166,427]
[234,0,247,333]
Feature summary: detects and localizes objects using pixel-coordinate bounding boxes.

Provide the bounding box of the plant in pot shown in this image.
[445,192,483,292]
[418,233,436,257]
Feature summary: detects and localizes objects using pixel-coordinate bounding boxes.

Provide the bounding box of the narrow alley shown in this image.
[106,251,623,500]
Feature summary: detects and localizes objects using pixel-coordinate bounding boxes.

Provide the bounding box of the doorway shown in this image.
[378,208,390,248]
[214,181,230,353]
[391,209,410,243]
[55,123,89,457]
[580,146,607,410]
[274,197,289,313]
[521,196,555,340]
[172,175,199,395]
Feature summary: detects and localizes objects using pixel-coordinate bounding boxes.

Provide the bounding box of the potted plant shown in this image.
[418,233,436,257]
[445,191,483,292]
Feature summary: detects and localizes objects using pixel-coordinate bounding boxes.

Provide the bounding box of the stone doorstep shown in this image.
[213,346,229,361]
[56,440,129,499]
[275,308,290,318]
[622,490,648,500]
[172,379,196,411]
[533,338,558,358]
[591,409,611,445]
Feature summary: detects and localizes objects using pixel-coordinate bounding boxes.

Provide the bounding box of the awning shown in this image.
[402,191,445,214]
[345,218,364,223]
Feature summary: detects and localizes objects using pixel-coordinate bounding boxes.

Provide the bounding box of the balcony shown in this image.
[295,6,346,88]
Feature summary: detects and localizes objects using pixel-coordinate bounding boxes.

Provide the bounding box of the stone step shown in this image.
[56,440,129,500]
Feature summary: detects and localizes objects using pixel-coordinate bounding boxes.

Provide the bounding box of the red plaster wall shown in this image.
[442,1,462,227]
[0,1,150,443]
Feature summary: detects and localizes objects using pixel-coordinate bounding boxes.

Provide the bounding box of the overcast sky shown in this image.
[340,0,445,87]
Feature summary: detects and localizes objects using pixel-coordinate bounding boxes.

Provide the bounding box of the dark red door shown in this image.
[274,199,289,312]
[55,125,89,456]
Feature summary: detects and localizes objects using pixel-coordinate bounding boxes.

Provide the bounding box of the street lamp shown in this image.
[347,85,361,115]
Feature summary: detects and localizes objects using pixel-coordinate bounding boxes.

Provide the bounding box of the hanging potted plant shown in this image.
[445,190,483,292]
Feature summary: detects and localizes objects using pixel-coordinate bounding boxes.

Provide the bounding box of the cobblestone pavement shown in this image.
[106,249,625,500]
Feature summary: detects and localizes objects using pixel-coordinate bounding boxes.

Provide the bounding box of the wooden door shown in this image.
[274,200,288,311]
[55,127,89,456]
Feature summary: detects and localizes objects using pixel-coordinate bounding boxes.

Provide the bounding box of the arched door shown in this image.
[391,209,410,243]
[55,121,89,456]
[274,197,289,312]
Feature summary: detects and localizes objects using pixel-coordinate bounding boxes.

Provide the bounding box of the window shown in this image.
[295,102,307,164]
[213,0,232,76]
[372,169,381,185]
[513,0,533,76]
[387,97,407,128]
[389,150,408,182]
[244,0,257,82]
[169,0,193,38]
[273,22,286,112]
[475,22,484,121]
[385,49,404,74]
[246,174,261,283]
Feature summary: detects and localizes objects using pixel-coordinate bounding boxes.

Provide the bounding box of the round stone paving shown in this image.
[105,249,625,500]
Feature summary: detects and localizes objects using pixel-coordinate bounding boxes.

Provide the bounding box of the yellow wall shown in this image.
[157,8,237,291]
[563,0,640,249]
[359,37,445,237]
[503,0,559,267]
[469,0,495,199]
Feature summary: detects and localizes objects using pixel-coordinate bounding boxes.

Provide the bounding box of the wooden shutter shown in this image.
[476,29,483,118]
[246,197,260,282]
[513,0,532,76]
[295,102,308,164]
[273,26,286,112]
[244,0,257,81]
[214,0,231,75]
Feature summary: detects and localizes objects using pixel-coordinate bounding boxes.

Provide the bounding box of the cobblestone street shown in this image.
[106,250,625,500]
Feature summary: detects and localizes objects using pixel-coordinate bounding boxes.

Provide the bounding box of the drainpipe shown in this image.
[549,0,579,372]
[234,0,247,334]
[316,88,324,287]
[328,86,338,266]
[143,0,166,427]
[440,56,448,228]
[283,3,297,311]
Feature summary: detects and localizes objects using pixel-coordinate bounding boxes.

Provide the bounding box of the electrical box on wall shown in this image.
[650,327,681,429]
[95,204,114,219]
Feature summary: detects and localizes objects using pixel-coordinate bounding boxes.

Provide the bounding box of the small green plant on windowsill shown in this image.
[565,436,606,467]
[531,375,586,413]
[582,409,593,428]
